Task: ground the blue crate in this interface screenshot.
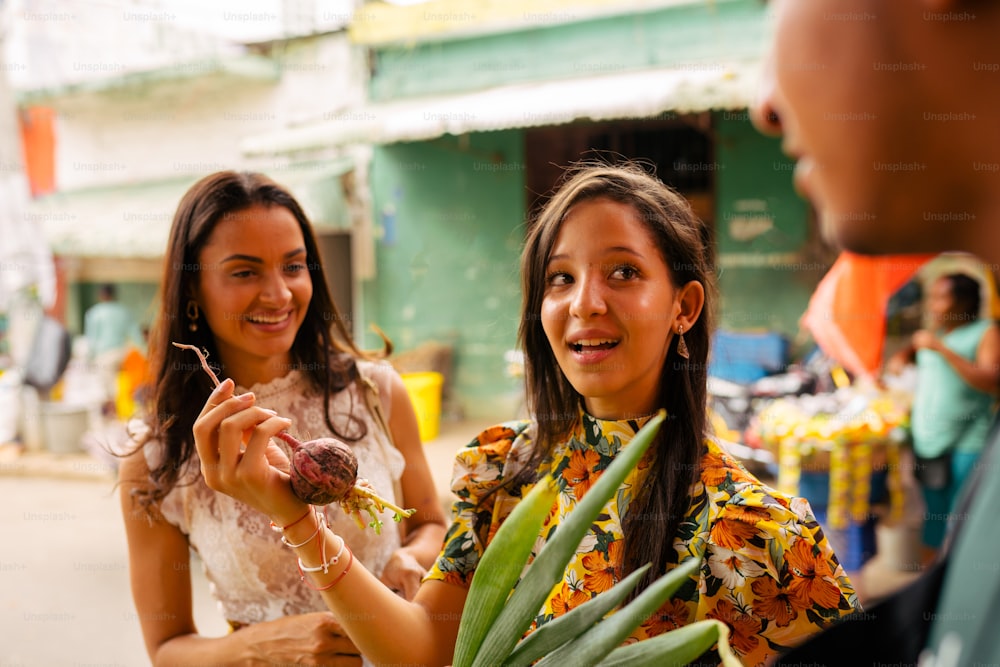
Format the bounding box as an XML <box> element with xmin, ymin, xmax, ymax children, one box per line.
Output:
<box><xmin>708</xmin><ymin>330</ymin><xmax>789</xmax><ymax>384</ymax></box>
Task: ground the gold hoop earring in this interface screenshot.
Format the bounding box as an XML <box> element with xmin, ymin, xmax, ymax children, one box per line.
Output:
<box><xmin>676</xmin><ymin>324</ymin><xmax>690</xmax><ymax>360</ymax></box>
<box><xmin>186</xmin><ymin>300</ymin><xmax>200</xmax><ymax>332</ymax></box>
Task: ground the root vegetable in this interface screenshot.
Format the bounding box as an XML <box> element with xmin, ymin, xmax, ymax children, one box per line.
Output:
<box><xmin>174</xmin><ymin>342</ymin><xmax>415</xmax><ymax>533</ymax></box>
<box><xmin>276</xmin><ymin>431</ymin><xmax>358</xmax><ymax>506</ymax></box>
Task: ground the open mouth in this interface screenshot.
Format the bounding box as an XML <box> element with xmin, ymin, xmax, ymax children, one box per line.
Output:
<box><xmin>246</xmin><ymin>311</ymin><xmax>292</xmax><ymax>325</ymax></box>
<box><xmin>570</xmin><ymin>338</ymin><xmax>620</xmax><ymax>353</ymax></box>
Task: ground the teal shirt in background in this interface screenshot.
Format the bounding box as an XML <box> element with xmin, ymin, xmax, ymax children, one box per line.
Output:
<box><xmin>911</xmin><ymin>319</ymin><xmax>996</xmax><ymax>458</ymax></box>
<box><xmin>83</xmin><ymin>301</ymin><xmax>141</xmax><ymax>358</ymax></box>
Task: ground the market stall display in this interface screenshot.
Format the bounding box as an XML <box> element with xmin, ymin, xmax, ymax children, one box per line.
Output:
<box><xmin>745</xmin><ymin>379</ymin><xmax>912</xmax><ymax>570</ymax></box>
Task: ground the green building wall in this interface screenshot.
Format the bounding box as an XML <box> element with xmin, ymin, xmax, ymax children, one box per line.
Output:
<box><xmin>364</xmin><ymin>118</ymin><xmax>825</xmax><ymax>419</ymax></box>
<box><xmin>713</xmin><ymin>111</ymin><xmax>830</xmax><ymax>354</ymax></box>
<box><xmin>364</xmin><ymin>132</ymin><xmax>526</xmax><ymax>419</ymax></box>
<box><xmin>369</xmin><ymin>0</ymin><xmax>769</xmax><ymax>101</ymax></box>
<box><xmin>359</xmin><ymin>0</ymin><xmax>823</xmax><ymax>416</ymax></box>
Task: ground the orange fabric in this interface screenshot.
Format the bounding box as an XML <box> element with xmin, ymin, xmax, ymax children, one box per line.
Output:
<box><xmin>116</xmin><ymin>346</ymin><xmax>150</xmax><ymax>419</ymax></box>
<box><xmin>802</xmin><ymin>252</ymin><xmax>935</xmax><ymax>378</ymax></box>
<box><xmin>19</xmin><ymin>106</ymin><xmax>57</xmax><ymax>196</ymax></box>
<box><xmin>120</xmin><ymin>346</ymin><xmax>149</xmax><ymax>386</ymax></box>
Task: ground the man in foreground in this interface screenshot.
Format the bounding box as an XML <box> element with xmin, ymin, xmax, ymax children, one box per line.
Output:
<box><xmin>752</xmin><ymin>1</ymin><xmax>1000</xmax><ymax>664</ymax></box>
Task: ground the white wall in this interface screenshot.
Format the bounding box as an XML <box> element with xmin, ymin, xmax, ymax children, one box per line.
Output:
<box><xmin>6</xmin><ymin>0</ymin><xmax>365</xmax><ymax>190</ymax></box>
<box><xmin>42</xmin><ymin>34</ymin><xmax>364</xmax><ymax>190</ymax></box>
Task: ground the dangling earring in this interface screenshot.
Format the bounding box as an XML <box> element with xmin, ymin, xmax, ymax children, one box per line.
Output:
<box><xmin>676</xmin><ymin>324</ymin><xmax>690</xmax><ymax>359</ymax></box>
<box><xmin>186</xmin><ymin>300</ymin><xmax>200</xmax><ymax>332</ymax></box>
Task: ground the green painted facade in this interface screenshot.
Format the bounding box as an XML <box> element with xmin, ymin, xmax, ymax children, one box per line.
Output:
<box><xmin>713</xmin><ymin>111</ymin><xmax>828</xmax><ymax>346</ymax></box>
<box><xmin>369</xmin><ymin>0</ymin><xmax>769</xmax><ymax>101</ymax></box>
<box><xmin>363</xmin><ymin>133</ymin><xmax>526</xmax><ymax>418</ymax></box>
<box><xmin>360</xmin><ymin>0</ymin><xmax>824</xmax><ymax>417</ymax></box>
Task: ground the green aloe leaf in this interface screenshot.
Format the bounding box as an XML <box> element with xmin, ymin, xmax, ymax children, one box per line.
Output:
<box><xmin>470</xmin><ymin>411</ymin><xmax>666</xmax><ymax>667</ymax></box>
<box><xmin>597</xmin><ymin>619</ymin><xmax>744</xmax><ymax>667</ymax></box>
<box><xmin>533</xmin><ymin>554</ymin><xmax>704</xmax><ymax>667</ymax></box>
<box><xmin>502</xmin><ymin>564</ymin><xmax>651</xmax><ymax>667</ymax></box>
<box><xmin>452</xmin><ymin>476</ymin><xmax>559</xmax><ymax>667</ymax></box>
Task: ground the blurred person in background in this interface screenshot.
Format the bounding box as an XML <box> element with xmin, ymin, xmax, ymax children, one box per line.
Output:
<box><xmin>753</xmin><ymin>0</ymin><xmax>1000</xmax><ymax>663</ymax></box>
<box><xmin>888</xmin><ymin>273</ymin><xmax>1000</xmax><ymax>563</ymax></box>
<box><xmin>84</xmin><ymin>283</ymin><xmax>142</xmax><ymax>416</ymax></box>
<box><xmin>118</xmin><ymin>171</ymin><xmax>446</xmax><ymax>666</ymax></box>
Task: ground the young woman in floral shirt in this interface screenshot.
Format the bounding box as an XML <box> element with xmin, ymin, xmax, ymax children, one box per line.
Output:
<box><xmin>194</xmin><ymin>162</ymin><xmax>859</xmax><ymax>666</ymax></box>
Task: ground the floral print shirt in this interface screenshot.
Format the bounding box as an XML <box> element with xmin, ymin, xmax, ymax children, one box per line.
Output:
<box><xmin>425</xmin><ymin>412</ymin><xmax>860</xmax><ymax>666</ymax></box>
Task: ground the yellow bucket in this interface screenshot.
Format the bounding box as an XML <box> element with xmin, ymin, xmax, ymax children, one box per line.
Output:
<box><xmin>400</xmin><ymin>371</ymin><xmax>444</xmax><ymax>442</ymax></box>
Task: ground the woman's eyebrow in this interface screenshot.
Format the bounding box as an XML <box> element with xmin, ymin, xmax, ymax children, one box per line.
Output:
<box><xmin>548</xmin><ymin>247</ymin><xmax>644</xmax><ymax>263</ymax></box>
<box><xmin>220</xmin><ymin>253</ymin><xmax>262</xmax><ymax>264</ymax></box>
<box><xmin>220</xmin><ymin>247</ymin><xmax>306</xmax><ymax>263</ymax></box>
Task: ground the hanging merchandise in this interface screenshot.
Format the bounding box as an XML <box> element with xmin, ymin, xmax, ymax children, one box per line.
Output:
<box><xmin>800</xmin><ymin>252</ymin><xmax>934</xmax><ymax>379</ymax></box>
<box><xmin>747</xmin><ymin>378</ymin><xmax>911</xmax><ymax>532</ymax></box>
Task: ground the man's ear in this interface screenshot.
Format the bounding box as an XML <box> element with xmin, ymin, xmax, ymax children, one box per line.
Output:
<box><xmin>674</xmin><ymin>280</ymin><xmax>705</xmax><ymax>334</ymax></box>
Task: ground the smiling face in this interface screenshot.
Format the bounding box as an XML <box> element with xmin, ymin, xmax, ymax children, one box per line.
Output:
<box><xmin>540</xmin><ymin>198</ymin><xmax>681</xmax><ymax>419</ymax></box>
<box><xmin>194</xmin><ymin>203</ymin><xmax>313</xmax><ymax>386</ymax></box>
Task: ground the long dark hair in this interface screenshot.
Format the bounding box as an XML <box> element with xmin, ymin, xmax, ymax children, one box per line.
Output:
<box><xmin>517</xmin><ymin>161</ymin><xmax>716</xmax><ymax>599</ymax></box>
<box><xmin>135</xmin><ymin>171</ymin><xmax>384</xmax><ymax>508</ymax></box>
<box><xmin>942</xmin><ymin>273</ymin><xmax>981</xmax><ymax>321</ymax></box>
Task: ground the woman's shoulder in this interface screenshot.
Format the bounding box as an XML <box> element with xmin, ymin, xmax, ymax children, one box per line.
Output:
<box><xmin>355</xmin><ymin>358</ymin><xmax>398</xmax><ymax>380</ymax></box>
<box><xmin>449</xmin><ymin>420</ymin><xmax>534</xmax><ymax>501</ymax></box>
<box><xmin>698</xmin><ymin>441</ymin><xmax>849</xmax><ymax>585</ymax></box>
<box><xmin>354</xmin><ymin>358</ymin><xmax>403</xmax><ymax>393</ymax></box>
<box><xmin>952</xmin><ymin>317</ymin><xmax>996</xmax><ymax>342</ymax></box>
<box><xmin>462</xmin><ymin>420</ymin><xmax>534</xmax><ymax>461</ymax></box>
<box><xmin>700</xmin><ymin>438</ymin><xmax>812</xmax><ymax>523</ymax></box>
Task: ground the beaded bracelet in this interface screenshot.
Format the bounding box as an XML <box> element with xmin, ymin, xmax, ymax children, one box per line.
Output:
<box><xmin>297</xmin><ymin>535</ymin><xmax>346</xmax><ymax>575</ymax></box>
<box><xmin>281</xmin><ymin>512</ymin><xmax>325</xmax><ymax>548</ymax></box>
<box><xmin>270</xmin><ymin>507</ymin><xmax>313</xmax><ymax>534</ymax></box>
<box><xmin>300</xmin><ymin>545</ymin><xmax>354</xmax><ymax>592</ymax></box>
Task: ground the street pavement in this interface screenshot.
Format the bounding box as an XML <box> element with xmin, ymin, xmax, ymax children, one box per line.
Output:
<box><xmin>1</xmin><ymin>474</ymin><xmax>229</xmax><ymax>666</ymax></box>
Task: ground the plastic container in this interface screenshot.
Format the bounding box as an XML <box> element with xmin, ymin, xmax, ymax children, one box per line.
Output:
<box><xmin>401</xmin><ymin>372</ymin><xmax>444</xmax><ymax>443</ymax></box>
<box><xmin>0</xmin><ymin>370</ymin><xmax>22</xmax><ymax>445</ymax></box>
<box><xmin>39</xmin><ymin>401</ymin><xmax>89</xmax><ymax>455</ymax></box>
<box><xmin>708</xmin><ymin>330</ymin><xmax>789</xmax><ymax>384</ymax></box>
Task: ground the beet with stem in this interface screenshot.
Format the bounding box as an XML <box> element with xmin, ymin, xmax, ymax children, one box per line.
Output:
<box><xmin>173</xmin><ymin>342</ymin><xmax>415</xmax><ymax>533</ymax></box>
<box><xmin>277</xmin><ymin>431</ymin><xmax>358</xmax><ymax>506</ymax></box>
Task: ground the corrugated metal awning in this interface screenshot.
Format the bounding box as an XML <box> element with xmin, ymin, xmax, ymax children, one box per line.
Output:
<box><xmin>29</xmin><ymin>177</ymin><xmax>195</xmax><ymax>260</ymax></box>
<box><xmin>27</xmin><ymin>160</ymin><xmax>356</xmax><ymax>261</ymax></box>
<box><xmin>242</xmin><ymin>60</ymin><xmax>761</xmax><ymax>155</ymax></box>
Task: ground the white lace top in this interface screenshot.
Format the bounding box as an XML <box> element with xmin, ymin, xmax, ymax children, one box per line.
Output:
<box><xmin>145</xmin><ymin>360</ymin><xmax>405</xmax><ymax>625</ymax></box>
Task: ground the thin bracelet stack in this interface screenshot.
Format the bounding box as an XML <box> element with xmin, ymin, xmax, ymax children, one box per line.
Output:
<box><xmin>272</xmin><ymin>506</ymin><xmax>355</xmax><ymax>592</ymax></box>
<box><xmin>281</xmin><ymin>513</ymin><xmax>326</xmax><ymax>548</ymax></box>
<box><xmin>298</xmin><ymin>533</ymin><xmax>346</xmax><ymax>575</ymax></box>
<box><xmin>270</xmin><ymin>507</ymin><xmax>312</xmax><ymax>533</ymax></box>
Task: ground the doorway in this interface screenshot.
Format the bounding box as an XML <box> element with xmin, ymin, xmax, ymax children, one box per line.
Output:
<box><xmin>523</xmin><ymin>114</ymin><xmax>716</xmax><ymax>226</ymax></box>
<box><xmin>316</xmin><ymin>230</ymin><xmax>354</xmax><ymax>327</ymax></box>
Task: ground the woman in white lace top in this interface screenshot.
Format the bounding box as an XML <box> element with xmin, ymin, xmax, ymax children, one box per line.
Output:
<box><xmin>118</xmin><ymin>171</ymin><xmax>447</xmax><ymax>666</ymax></box>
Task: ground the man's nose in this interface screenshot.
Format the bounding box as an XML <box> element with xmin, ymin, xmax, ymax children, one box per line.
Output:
<box><xmin>750</xmin><ymin>52</ymin><xmax>784</xmax><ymax>138</ymax></box>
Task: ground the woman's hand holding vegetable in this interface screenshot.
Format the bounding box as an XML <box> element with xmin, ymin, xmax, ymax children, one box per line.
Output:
<box><xmin>193</xmin><ymin>378</ymin><xmax>309</xmax><ymax>526</ymax></box>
